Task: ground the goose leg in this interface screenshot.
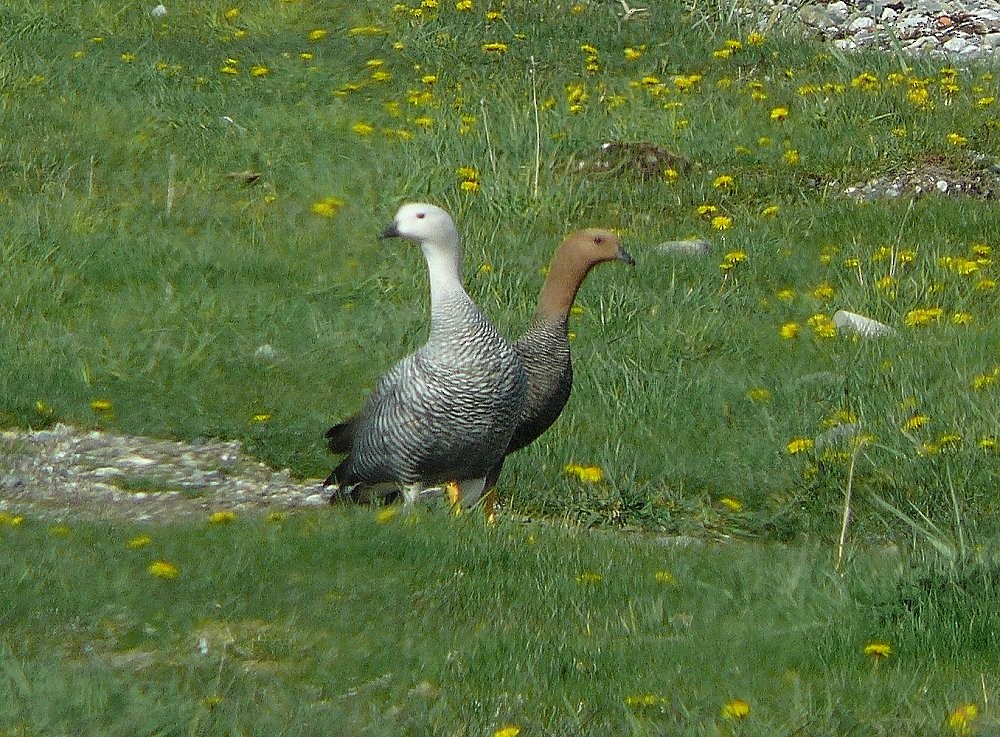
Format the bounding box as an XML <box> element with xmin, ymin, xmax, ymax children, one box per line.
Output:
<box><xmin>401</xmin><ymin>482</ymin><xmax>424</xmax><ymax>506</ymax></box>
<box><xmin>456</xmin><ymin>478</ymin><xmax>487</xmax><ymax>509</ymax></box>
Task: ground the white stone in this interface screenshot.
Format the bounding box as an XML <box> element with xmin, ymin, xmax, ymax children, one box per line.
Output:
<box><xmin>828</xmin><ymin>1</ymin><xmax>850</xmax><ymax>21</ymax></box>
<box><xmin>943</xmin><ymin>36</ymin><xmax>974</xmax><ymax>52</ymax></box>
<box><xmin>151</xmin><ymin>4</ymin><xmax>167</xmax><ymax>17</ymax></box>
<box><xmin>984</xmin><ymin>32</ymin><xmax>1000</xmax><ymax>47</ymax></box>
<box><xmin>936</xmin><ymin>179</ymin><xmax>949</xmax><ymax>192</ymax></box>
<box><xmin>833</xmin><ymin>310</ymin><xmax>896</xmax><ymax>337</ymax></box>
<box><xmin>834</xmin><ymin>38</ymin><xmax>859</xmax><ymax>49</ymax></box>
<box><xmin>881</xmin><ymin>7</ymin><xmax>899</xmax><ymax>20</ymax></box>
<box><xmin>850</xmin><ymin>15</ymin><xmax>876</xmax><ymax>30</ymax></box>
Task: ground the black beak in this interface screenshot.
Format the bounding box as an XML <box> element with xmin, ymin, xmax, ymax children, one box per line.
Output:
<box><xmin>617</xmin><ymin>245</ymin><xmax>636</xmax><ymax>266</ymax></box>
<box><xmin>381</xmin><ymin>222</ymin><xmax>400</xmax><ymax>239</ymax></box>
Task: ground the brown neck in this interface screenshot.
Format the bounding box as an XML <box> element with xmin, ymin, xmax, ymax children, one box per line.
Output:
<box><xmin>535</xmin><ymin>246</ymin><xmax>595</xmax><ymax>322</ymax></box>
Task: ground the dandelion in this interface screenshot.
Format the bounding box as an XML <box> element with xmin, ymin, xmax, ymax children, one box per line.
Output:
<box><xmin>746</xmin><ymin>387</ymin><xmax>773</xmax><ymax>403</ymax></box>
<box><xmin>980</xmin><ymin>436</ymin><xmax>997</xmax><ymax>451</ymax></box>
<box><xmin>127</xmin><ymin>534</ymin><xmax>153</xmax><ymax>549</ymax></box>
<box><xmin>250</xmin><ymin>413</ymin><xmax>271</xmax><ymax>423</ymax></box>
<box><xmin>770</xmin><ymin>106</ymin><xmax>789</xmax><ymax>121</ymax></box>
<box><xmin>49</xmin><ymin>524</ymin><xmax>71</xmax><ymax>537</ymax></box>
<box><xmin>811</xmin><ymin>283</ymin><xmax>835</xmax><ymax>301</ymax></box>
<box><xmin>783</xmin><ymin>149</ymin><xmax>800</xmax><ymax>165</ymax></box>
<box><xmin>851</xmin><ymin>71</ymin><xmax>879</xmax><ymax>91</ymax></box>
<box><xmin>625</xmin><ymin>693</ymin><xmax>670</xmax><ymax>708</ymax></box>
<box><xmin>90</xmin><ymin>399</ymin><xmax>113</xmax><ymax>412</ymax></box>
<box><xmin>624</xmin><ymin>46</ymin><xmax>645</xmax><ymax>60</ymax></box>
<box><xmin>492</xmin><ymin>727</ymin><xmax>520</xmax><ymax>737</ymax></box>
<box><xmin>947</xmin><ymin>133</ymin><xmax>968</xmax><ymax>146</ymax></box>
<box><xmin>460</xmin><ymin>180</ymin><xmax>479</xmax><ymax>192</ymax></box>
<box><xmin>485</xmin><ymin>10</ymin><xmax>503</xmax><ymax>20</ymax></box>
<box><xmin>654</xmin><ymin>570</ymin><xmax>676</xmax><ymax>584</ymax></box>
<box><xmin>456</xmin><ymin>0</ymin><xmax>473</xmax><ymax>9</ymax></box>
<box><xmin>311</xmin><ymin>196</ymin><xmax>343</xmax><ymax>218</ymax></box>
<box><xmin>565</xmin><ymin>463</ymin><xmax>604</xmax><ymax>483</ymax></box>
<box><xmin>308</xmin><ymin>28</ymin><xmax>328</xmax><ymax>41</ymax></box>
<box><xmin>720</xmin><ymin>250</ymin><xmax>747</xmax><ymax>271</ymax></box>
<box><xmin>713</xmin><ymin>174</ymin><xmax>734</xmax><ymax>189</ymax></box>
<box><xmin>224</xmin><ymin>7</ymin><xmax>240</xmax><ymax>20</ymax></box>
<box><xmin>375</xmin><ymin>507</ymin><xmax>399</xmax><ymax>524</ymax></box>
<box><xmin>904</xmin><ymin>307</ymin><xmax>943</xmax><ymax>326</ymax></box>
<box><xmin>761</xmin><ymin>204</ymin><xmax>780</xmax><ymax>217</ymax></box>
<box><xmin>901</xmin><ymin>414</ymin><xmax>929</xmax><ymax>432</ymax></box>
<box><xmin>776</xmin><ymin>288</ymin><xmax>795</xmax><ymax>302</ymax></box>
<box><xmin>0</xmin><ymin>512</ymin><xmax>25</xmax><ymax>527</ymax></box>
<box><xmin>973</xmin><ymin>372</ymin><xmax>998</xmax><ymax>390</ymax></box>
<box><xmin>220</xmin><ymin>61</ymin><xmax>239</xmax><ymax>75</ymax></box>
<box><xmin>576</xmin><ymin>571</ymin><xmax>603</xmax><ymax>584</ymax></box>
<box><xmin>746</xmin><ymin>31</ymin><xmax>766</xmax><ymax>45</ymax></box>
<box><xmin>673</xmin><ymin>74</ymin><xmax>702</xmax><ymax>91</ymax></box>
<box><xmin>413</xmin><ymin>116</ymin><xmax>433</xmax><ymax>128</ymax></box>
<box><xmin>250</xmin><ymin>64</ymin><xmax>269</xmax><ymax>77</ymax></box>
<box><xmin>481</xmin><ymin>42</ymin><xmax>508</xmax><ymax>53</ymax></box>
<box><xmin>939</xmin><ymin>433</ymin><xmax>962</xmax><ymax>448</ymax></box>
<box><xmin>712</xmin><ymin>215</ymin><xmax>732</xmax><ymax>231</ymax></box>
<box><xmin>977</xmin><ymin>96</ymin><xmax>995</xmax><ymax>107</ymax></box>
<box><xmin>148</xmin><ymin>560</ymin><xmax>180</xmax><ymax>579</ymax></box>
<box><xmin>779</xmin><ymin>322</ymin><xmax>800</xmax><ymax>339</ymax></box>
<box><xmin>951</xmin><ymin>311</ymin><xmax>973</xmax><ymax>325</ymax></box>
<box><xmin>208</xmin><ymin>510</ymin><xmax>237</xmax><ymax>524</ymax></box>
<box><xmin>948</xmin><ymin>703</ymin><xmax>978</xmax><ymax>735</ymax></box>
<box><xmin>976</xmin><ymin>278</ymin><xmax>996</xmax><ymax>291</ymax></box>
<box><xmin>721</xmin><ymin>699</ymin><xmax>751</xmax><ymax>720</ymax></box>
<box><xmin>120</xmin><ymin>52</ymin><xmax>137</xmax><ymax>63</ymax></box>
<box><xmin>786</xmin><ymin>437</ymin><xmax>814</xmax><ymax>455</ymax></box>
<box><xmin>806</xmin><ymin>313</ymin><xmax>836</xmax><ymax>338</ymax></box>
<box><xmin>352</xmin><ymin>122</ymin><xmax>375</xmax><ymax>136</ymax></box>
<box><xmin>863</xmin><ymin>641</ymin><xmax>892</xmax><ymax>660</ymax></box>
<box><xmin>720</xmin><ymin>497</ymin><xmax>743</xmax><ymax>512</ymax></box>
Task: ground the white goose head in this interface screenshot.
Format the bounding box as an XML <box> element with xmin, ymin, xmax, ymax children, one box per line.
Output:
<box><xmin>382</xmin><ymin>202</ymin><xmax>460</xmax><ymax>255</ymax></box>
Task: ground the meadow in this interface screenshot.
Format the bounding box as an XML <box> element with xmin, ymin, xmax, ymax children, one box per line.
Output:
<box><xmin>2</xmin><ymin>0</ymin><xmax>1000</xmax><ymax>733</ymax></box>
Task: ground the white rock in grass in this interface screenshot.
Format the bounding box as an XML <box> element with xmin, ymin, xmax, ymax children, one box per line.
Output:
<box><xmin>654</xmin><ymin>239</ymin><xmax>711</xmax><ymax>256</ymax></box>
<box><xmin>833</xmin><ymin>309</ymin><xmax>896</xmax><ymax>338</ymax></box>
<box><xmin>151</xmin><ymin>4</ymin><xmax>167</xmax><ymax>17</ymax></box>
<box><xmin>253</xmin><ymin>343</ymin><xmax>281</xmax><ymax>362</ymax></box>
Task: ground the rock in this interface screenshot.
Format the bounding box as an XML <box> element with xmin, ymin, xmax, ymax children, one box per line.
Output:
<box><xmin>655</xmin><ymin>239</ymin><xmax>712</xmax><ymax>255</ymax></box>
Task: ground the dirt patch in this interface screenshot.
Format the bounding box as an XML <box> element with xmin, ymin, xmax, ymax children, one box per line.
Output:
<box><xmin>0</xmin><ymin>424</ymin><xmax>329</xmax><ymax>523</ymax></box>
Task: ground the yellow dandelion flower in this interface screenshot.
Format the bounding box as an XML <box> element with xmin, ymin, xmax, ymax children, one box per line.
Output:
<box><xmin>127</xmin><ymin>534</ymin><xmax>153</xmax><ymax>549</ymax></box>
<box><xmin>352</xmin><ymin>122</ymin><xmax>375</xmax><ymax>135</ymax></box>
<box><xmin>148</xmin><ymin>560</ymin><xmax>180</xmax><ymax>579</ymax></box>
<box><xmin>310</xmin><ymin>196</ymin><xmax>343</xmax><ymax>218</ymax></box>
<box><xmin>951</xmin><ymin>311</ymin><xmax>973</xmax><ymax>325</ymax></box>
<box><xmin>806</xmin><ymin>313</ymin><xmax>837</xmax><ymax>338</ymax></box>
<box><xmin>713</xmin><ymin>174</ymin><xmax>734</xmax><ymax>188</ymax></box>
<box><xmin>721</xmin><ymin>250</ymin><xmax>747</xmax><ymax>267</ymax></box>
<box><xmin>863</xmin><ymin>641</ymin><xmax>891</xmax><ymax>659</ymax></box>
<box><xmin>712</xmin><ymin>215</ymin><xmax>733</xmax><ymax>231</ymax></box>
<box><xmin>786</xmin><ymin>437</ymin><xmax>814</xmax><ymax>455</ymax></box>
<box><xmin>250</xmin><ymin>64</ymin><xmax>269</xmax><ymax>77</ymax></box>
<box><xmin>564</xmin><ymin>463</ymin><xmax>604</xmax><ymax>483</ymax></box>
<box><xmin>980</xmin><ymin>436</ymin><xmax>997</xmax><ymax>450</ymax></box>
<box><xmin>654</xmin><ymin>570</ymin><xmax>676</xmax><ymax>584</ymax></box>
<box><xmin>973</xmin><ymin>372</ymin><xmax>998</xmax><ymax>390</ymax></box>
<box><xmin>719</xmin><ymin>496</ymin><xmax>744</xmax><ymax>512</ymax></box>
<box><xmin>477</xmin><ymin>263</ymin><xmax>493</xmax><ymax>274</ymax></box>
<box><xmin>977</xmin><ymin>96</ymin><xmax>995</xmax><ymax>107</ymax></box>
<box><xmin>851</xmin><ymin>71</ymin><xmax>879</xmax><ymax>91</ymax></box>
<box><xmin>208</xmin><ymin>510</ymin><xmax>237</xmax><ymax>524</ymax></box>
<box><xmin>0</xmin><ymin>512</ymin><xmax>25</xmax><ymax>527</ymax></box>
<box><xmin>460</xmin><ymin>180</ymin><xmax>480</xmax><ymax>192</ymax></box>
<box><xmin>811</xmin><ymin>283</ymin><xmax>835</xmax><ymax>301</ymax></box>
<box><xmin>224</xmin><ymin>7</ymin><xmax>240</xmax><ymax>20</ymax></box>
<box><xmin>770</xmin><ymin>106</ymin><xmax>789</xmax><ymax>121</ymax></box>
<box><xmin>90</xmin><ymin>398</ymin><xmax>113</xmax><ymax>412</ymax></box>
<box><xmin>904</xmin><ymin>307</ymin><xmax>942</xmax><ymax>327</ymax></box>
<box><xmin>721</xmin><ymin>699</ymin><xmax>751</xmax><ymax>720</ymax></box>
<box><xmin>456</xmin><ymin>0</ymin><xmax>473</xmax><ymax>10</ymax></box>
<box><xmin>120</xmin><ymin>52</ymin><xmax>136</xmax><ymax>63</ymax></box>
<box><xmin>901</xmin><ymin>414</ymin><xmax>929</xmax><ymax>432</ymax></box>
<box><xmin>481</xmin><ymin>42</ymin><xmax>508</xmax><ymax>53</ymax></box>
<box><xmin>375</xmin><ymin>507</ymin><xmax>399</xmax><ymax>524</ymax></box>
<box><xmin>746</xmin><ymin>387</ymin><xmax>773</xmax><ymax>403</ymax></box>
<box><xmin>746</xmin><ymin>31</ymin><xmax>766</xmax><ymax>45</ymax></box>
<box><xmin>976</xmin><ymin>278</ymin><xmax>996</xmax><ymax>291</ymax></box>
<box><xmin>485</xmin><ymin>10</ymin><xmax>503</xmax><ymax>20</ymax></box>
<box><xmin>49</xmin><ymin>524</ymin><xmax>71</xmax><ymax>537</ymax></box>
<box><xmin>779</xmin><ymin>322</ymin><xmax>800</xmax><ymax>339</ymax></box>
<box><xmin>947</xmin><ymin>133</ymin><xmax>968</xmax><ymax>146</ymax></box>
<box><xmin>625</xmin><ymin>693</ymin><xmax>669</xmax><ymax>708</ymax></box>
<box><xmin>220</xmin><ymin>62</ymin><xmax>239</xmax><ymax>75</ymax></box>
<box><xmin>576</xmin><ymin>571</ymin><xmax>603</xmax><ymax>584</ymax></box>
<box><xmin>492</xmin><ymin>727</ymin><xmax>520</xmax><ymax>737</ymax></box>
<box><xmin>948</xmin><ymin>703</ymin><xmax>978</xmax><ymax>735</ymax></box>
<box><xmin>624</xmin><ymin>46</ymin><xmax>645</xmax><ymax>60</ymax></box>
<box><xmin>761</xmin><ymin>204</ymin><xmax>780</xmax><ymax>217</ymax></box>
<box><xmin>783</xmin><ymin>149</ymin><xmax>800</xmax><ymax>165</ymax></box>
<box><xmin>939</xmin><ymin>433</ymin><xmax>962</xmax><ymax>448</ymax></box>
<box><xmin>250</xmin><ymin>413</ymin><xmax>271</xmax><ymax>423</ymax></box>
<box><xmin>308</xmin><ymin>28</ymin><xmax>328</xmax><ymax>41</ymax></box>
<box><xmin>776</xmin><ymin>288</ymin><xmax>796</xmax><ymax>301</ymax></box>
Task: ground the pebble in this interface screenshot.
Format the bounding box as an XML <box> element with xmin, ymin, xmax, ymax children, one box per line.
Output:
<box><xmin>754</xmin><ymin>0</ymin><xmax>1000</xmax><ymax>58</ymax></box>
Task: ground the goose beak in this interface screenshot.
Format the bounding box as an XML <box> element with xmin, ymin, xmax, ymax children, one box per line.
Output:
<box><xmin>617</xmin><ymin>245</ymin><xmax>636</xmax><ymax>266</ymax></box>
<box><xmin>381</xmin><ymin>222</ymin><xmax>401</xmax><ymax>239</ymax></box>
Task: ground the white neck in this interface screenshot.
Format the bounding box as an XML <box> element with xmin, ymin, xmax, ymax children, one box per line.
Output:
<box><xmin>422</xmin><ymin>241</ymin><xmax>466</xmax><ymax>305</ymax></box>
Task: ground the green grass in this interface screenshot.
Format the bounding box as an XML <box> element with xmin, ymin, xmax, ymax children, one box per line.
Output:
<box><xmin>2</xmin><ymin>512</ymin><xmax>998</xmax><ymax>735</ymax></box>
<box><xmin>3</xmin><ymin>0</ymin><xmax>999</xmax><ymax>536</ymax></box>
<box><xmin>2</xmin><ymin>3</ymin><xmax>1000</xmax><ymax>730</ymax></box>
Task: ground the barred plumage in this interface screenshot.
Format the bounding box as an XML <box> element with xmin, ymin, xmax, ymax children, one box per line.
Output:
<box><xmin>324</xmin><ymin>203</ymin><xmax>526</xmax><ymax>507</ymax></box>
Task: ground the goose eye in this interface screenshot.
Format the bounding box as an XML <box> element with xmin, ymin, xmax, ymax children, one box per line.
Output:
<box><xmin>416</xmin><ymin>212</ymin><xmax>426</xmax><ymax>219</ymax></box>
<box><xmin>593</xmin><ymin>235</ymin><xmax>604</xmax><ymax>244</ymax></box>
